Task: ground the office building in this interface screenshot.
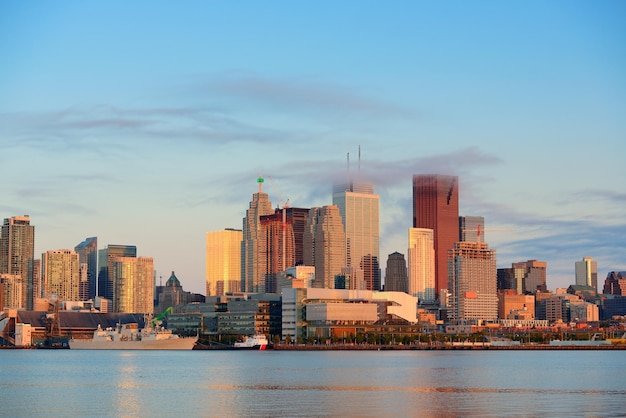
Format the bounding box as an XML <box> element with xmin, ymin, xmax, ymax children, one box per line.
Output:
<box><xmin>41</xmin><ymin>249</ymin><xmax>80</xmax><ymax>302</ymax></box>
<box><xmin>74</xmin><ymin>237</ymin><xmax>97</xmax><ymax>300</ymax></box>
<box><xmin>413</xmin><ymin>175</ymin><xmax>459</xmax><ymax>298</ymax></box>
<box><xmin>575</xmin><ymin>257</ymin><xmax>598</xmax><ymax>291</ymax></box>
<box><xmin>498</xmin><ymin>260</ymin><xmax>547</xmax><ymax>294</ymax></box>
<box><xmin>260</xmin><ymin>209</ymin><xmax>296</xmax><ymax>293</ymax></box>
<box><xmin>303</xmin><ymin>205</ymin><xmax>346</xmax><ymax>289</ymax></box>
<box><xmin>242</xmin><ymin>177</ymin><xmax>273</xmax><ymax>293</ymax></box>
<box><xmin>603</xmin><ymin>271</ymin><xmax>626</xmax><ymax>296</ymax></box>
<box><xmin>0</xmin><ymin>215</ymin><xmax>35</xmax><ymax>309</ymax></box>
<box><xmin>98</xmin><ymin>244</ymin><xmax>137</xmax><ymax>300</ymax></box>
<box><xmin>384</xmin><ymin>252</ymin><xmax>408</xmax><ymax>293</ymax></box>
<box><xmin>332</xmin><ymin>181</ymin><xmax>380</xmax><ymax>290</ymax></box>
<box><xmin>112</xmin><ymin>256</ymin><xmax>154</xmax><ymax>314</ymax></box>
<box><xmin>448</xmin><ymin>242</ymin><xmax>498</xmax><ymax>321</ymax></box>
<box><xmin>206</xmin><ymin>228</ymin><xmax>242</xmax><ymax>296</ymax></box>
<box><xmin>408</xmin><ymin>228</ymin><xmax>436</xmax><ymax>303</ymax></box>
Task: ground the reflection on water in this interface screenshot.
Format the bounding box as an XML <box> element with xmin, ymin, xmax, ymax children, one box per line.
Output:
<box><xmin>0</xmin><ymin>350</ymin><xmax>624</xmax><ymax>417</ymax></box>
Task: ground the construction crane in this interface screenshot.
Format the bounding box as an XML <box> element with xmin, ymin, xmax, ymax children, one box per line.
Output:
<box><xmin>461</xmin><ymin>224</ymin><xmax>515</xmax><ymax>243</ymax></box>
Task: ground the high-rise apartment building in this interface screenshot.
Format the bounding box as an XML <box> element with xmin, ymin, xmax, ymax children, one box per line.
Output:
<box><xmin>41</xmin><ymin>249</ymin><xmax>80</xmax><ymax>302</ymax></box>
<box><xmin>206</xmin><ymin>228</ymin><xmax>242</xmax><ymax>296</ymax></box>
<box><xmin>408</xmin><ymin>228</ymin><xmax>436</xmax><ymax>303</ymax></box>
<box><xmin>384</xmin><ymin>252</ymin><xmax>408</xmax><ymax>293</ymax></box>
<box><xmin>74</xmin><ymin>237</ymin><xmax>97</xmax><ymax>300</ymax></box>
<box><xmin>303</xmin><ymin>205</ymin><xmax>346</xmax><ymax>289</ymax></box>
<box><xmin>459</xmin><ymin>216</ymin><xmax>485</xmax><ymax>243</ymax></box>
<box><xmin>413</xmin><ymin>175</ymin><xmax>459</xmax><ymax>298</ymax></box>
<box><xmin>242</xmin><ymin>177</ymin><xmax>273</xmax><ymax>293</ymax></box>
<box><xmin>332</xmin><ymin>181</ymin><xmax>380</xmax><ymax>291</ymax></box>
<box><xmin>0</xmin><ymin>215</ymin><xmax>35</xmax><ymax>309</ymax></box>
<box><xmin>98</xmin><ymin>244</ymin><xmax>137</xmax><ymax>300</ymax></box>
<box><xmin>448</xmin><ymin>242</ymin><xmax>498</xmax><ymax>321</ymax></box>
<box><xmin>112</xmin><ymin>256</ymin><xmax>154</xmax><ymax>314</ymax></box>
<box><xmin>498</xmin><ymin>260</ymin><xmax>547</xmax><ymax>294</ymax></box>
<box><xmin>575</xmin><ymin>257</ymin><xmax>598</xmax><ymax>290</ymax></box>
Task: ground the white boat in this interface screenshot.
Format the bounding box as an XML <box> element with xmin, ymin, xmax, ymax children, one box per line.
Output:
<box><xmin>69</xmin><ymin>322</ymin><xmax>197</xmax><ymax>350</ymax></box>
<box><xmin>234</xmin><ymin>334</ymin><xmax>271</xmax><ymax>350</ymax></box>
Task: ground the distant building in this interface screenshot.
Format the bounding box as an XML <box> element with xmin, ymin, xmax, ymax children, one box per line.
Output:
<box><xmin>0</xmin><ymin>215</ymin><xmax>35</xmax><ymax>309</ymax></box>
<box><xmin>206</xmin><ymin>228</ymin><xmax>242</xmax><ymax>296</ymax></box>
<box><xmin>260</xmin><ymin>210</ymin><xmax>296</xmax><ymax>293</ymax></box>
<box><xmin>332</xmin><ymin>181</ymin><xmax>380</xmax><ymax>291</ymax></box>
<box><xmin>603</xmin><ymin>271</ymin><xmax>626</xmax><ymax>296</ymax></box>
<box><xmin>41</xmin><ymin>249</ymin><xmax>80</xmax><ymax>302</ymax></box>
<box><xmin>156</xmin><ymin>271</ymin><xmax>190</xmax><ymax>314</ymax></box>
<box><xmin>241</xmin><ymin>177</ymin><xmax>273</xmax><ymax>293</ymax></box>
<box><xmin>575</xmin><ymin>257</ymin><xmax>598</xmax><ymax>291</ymax></box>
<box><xmin>498</xmin><ymin>290</ymin><xmax>535</xmax><ymax>320</ymax></box>
<box><xmin>413</xmin><ymin>174</ymin><xmax>459</xmax><ymax>298</ymax></box>
<box><xmin>407</xmin><ymin>228</ymin><xmax>435</xmax><ymax>303</ymax></box>
<box><xmin>98</xmin><ymin>244</ymin><xmax>137</xmax><ymax>300</ymax></box>
<box><xmin>448</xmin><ymin>242</ymin><xmax>498</xmax><ymax>321</ymax></box>
<box><xmin>74</xmin><ymin>237</ymin><xmax>98</xmax><ymax>300</ymax></box>
<box><xmin>0</xmin><ymin>274</ymin><xmax>23</xmax><ymax>310</ymax></box>
<box><xmin>384</xmin><ymin>252</ymin><xmax>408</xmax><ymax>293</ymax></box>
<box><xmin>303</xmin><ymin>205</ymin><xmax>346</xmax><ymax>289</ymax></box>
<box><xmin>497</xmin><ymin>260</ymin><xmax>547</xmax><ymax>294</ymax></box>
<box><xmin>112</xmin><ymin>256</ymin><xmax>154</xmax><ymax>314</ymax></box>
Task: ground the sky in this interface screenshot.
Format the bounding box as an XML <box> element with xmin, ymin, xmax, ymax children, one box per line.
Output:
<box><xmin>1</xmin><ymin>1</ymin><xmax>624</xmax><ymax>295</ymax></box>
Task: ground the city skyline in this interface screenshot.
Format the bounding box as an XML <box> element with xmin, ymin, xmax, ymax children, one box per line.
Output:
<box><xmin>1</xmin><ymin>2</ymin><xmax>624</xmax><ymax>294</ymax></box>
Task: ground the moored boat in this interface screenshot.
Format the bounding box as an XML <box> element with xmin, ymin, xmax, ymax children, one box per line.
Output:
<box><xmin>69</xmin><ymin>322</ymin><xmax>197</xmax><ymax>350</ymax></box>
<box><xmin>234</xmin><ymin>334</ymin><xmax>271</xmax><ymax>350</ymax></box>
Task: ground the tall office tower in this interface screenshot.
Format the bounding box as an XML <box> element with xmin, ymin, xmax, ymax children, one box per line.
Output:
<box><xmin>98</xmin><ymin>244</ymin><xmax>137</xmax><ymax>300</ymax></box>
<box><xmin>281</xmin><ymin>207</ymin><xmax>310</xmax><ymax>267</ymax></box>
<box><xmin>497</xmin><ymin>260</ymin><xmax>547</xmax><ymax>294</ymax></box>
<box><xmin>575</xmin><ymin>257</ymin><xmax>598</xmax><ymax>290</ymax></box>
<box><xmin>448</xmin><ymin>242</ymin><xmax>498</xmax><ymax>321</ymax></box>
<box><xmin>74</xmin><ymin>237</ymin><xmax>97</xmax><ymax>300</ymax></box>
<box><xmin>0</xmin><ymin>215</ymin><xmax>35</xmax><ymax>309</ymax></box>
<box><xmin>408</xmin><ymin>228</ymin><xmax>436</xmax><ymax>303</ymax></box>
<box><xmin>384</xmin><ymin>252</ymin><xmax>408</xmax><ymax>293</ymax></box>
<box><xmin>303</xmin><ymin>205</ymin><xmax>346</xmax><ymax>289</ymax></box>
<box><xmin>413</xmin><ymin>175</ymin><xmax>459</xmax><ymax>298</ymax></box>
<box><xmin>112</xmin><ymin>256</ymin><xmax>154</xmax><ymax>313</ymax></box>
<box><xmin>459</xmin><ymin>216</ymin><xmax>485</xmax><ymax>243</ymax></box>
<box><xmin>41</xmin><ymin>249</ymin><xmax>80</xmax><ymax>301</ymax></box>
<box><xmin>332</xmin><ymin>181</ymin><xmax>380</xmax><ymax>290</ymax></box>
<box><xmin>260</xmin><ymin>210</ymin><xmax>296</xmax><ymax>293</ymax></box>
<box><xmin>242</xmin><ymin>177</ymin><xmax>273</xmax><ymax>293</ymax></box>
<box><xmin>206</xmin><ymin>228</ymin><xmax>243</xmax><ymax>296</ymax></box>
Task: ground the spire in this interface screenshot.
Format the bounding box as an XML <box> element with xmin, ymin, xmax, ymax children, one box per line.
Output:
<box><xmin>257</xmin><ymin>175</ymin><xmax>264</xmax><ymax>193</ymax></box>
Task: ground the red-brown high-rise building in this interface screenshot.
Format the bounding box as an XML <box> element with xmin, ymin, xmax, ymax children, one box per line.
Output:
<box><xmin>412</xmin><ymin>174</ymin><xmax>459</xmax><ymax>298</ymax></box>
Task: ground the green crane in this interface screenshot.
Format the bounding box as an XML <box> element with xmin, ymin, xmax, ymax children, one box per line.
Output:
<box><xmin>152</xmin><ymin>306</ymin><xmax>173</xmax><ymax>327</ymax></box>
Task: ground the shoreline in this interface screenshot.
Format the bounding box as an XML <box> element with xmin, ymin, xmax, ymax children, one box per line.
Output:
<box><xmin>272</xmin><ymin>343</ymin><xmax>626</xmax><ymax>351</ymax></box>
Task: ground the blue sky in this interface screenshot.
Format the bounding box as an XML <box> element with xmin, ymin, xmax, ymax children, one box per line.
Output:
<box><xmin>1</xmin><ymin>1</ymin><xmax>624</xmax><ymax>294</ymax></box>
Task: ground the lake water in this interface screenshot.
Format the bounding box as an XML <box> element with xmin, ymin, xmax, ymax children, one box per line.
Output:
<box><xmin>1</xmin><ymin>350</ymin><xmax>624</xmax><ymax>417</ymax></box>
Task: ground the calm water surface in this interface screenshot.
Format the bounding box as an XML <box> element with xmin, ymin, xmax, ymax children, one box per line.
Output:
<box><xmin>1</xmin><ymin>350</ymin><xmax>624</xmax><ymax>417</ymax></box>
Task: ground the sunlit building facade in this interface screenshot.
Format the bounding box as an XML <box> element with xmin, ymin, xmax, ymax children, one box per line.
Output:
<box><xmin>575</xmin><ymin>257</ymin><xmax>598</xmax><ymax>291</ymax></box>
<box><xmin>98</xmin><ymin>244</ymin><xmax>137</xmax><ymax>300</ymax></box>
<box><xmin>112</xmin><ymin>256</ymin><xmax>154</xmax><ymax>314</ymax></box>
<box><xmin>0</xmin><ymin>215</ymin><xmax>35</xmax><ymax>309</ymax></box>
<box><xmin>332</xmin><ymin>182</ymin><xmax>380</xmax><ymax>290</ymax></box>
<box><xmin>242</xmin><ymin>177</ymin><xmax>273</xmax><ymax>293</ymax></box>
<box><xmin>448</xmin><ymin>242</ymin><xmax>498</xmax><ymax>321</ymax></box>
<box><xmin>206</xmin><ymin>228</ymin><xmax>242</xmax><ymax>296</ymax></box>
<box><xmin>303</xmin><ymin>205</ymin><xmax>346</xmax><ymax>289</ymax></box>
<box><xmin>41</xmin><ymin>249</ymin><xmax>80</xmax><ymax>302</ymax></box>
<box><xmin>408</xmin><ymin>228</ymin><xmax>436</xmax><ymax>303</ymax></box>
<box><xmin>413</xmin><ymin>175</ymin><xmax>459</xmax><ymax>298</ymax></box>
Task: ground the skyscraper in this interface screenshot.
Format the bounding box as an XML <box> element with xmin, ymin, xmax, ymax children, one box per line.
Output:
<box><xmin>206</xmin><ymin>228</ymin><xmax>242</xmax><ymax>296</ymax></box>
<box><xmin>112</xmin><ymin>256</ymin><xmax>154</xmax><ymax>314</ymax></box>
<box><xmin>575</xmin><ymin>257</ymin><xmax>598</xmax><ymax>290</ymax></box>
<box><xmin>98</xmin><ymin>244</ymin><xmax>137</xmax><ymax>300</ymax></box>
<box><xmin>41</xmin><ymin>249</ymin><xmax>80</xmax><ymax>301</ymax></box>
<box><xmin>384</xmin><ymin>252</ymin><xmax>408</xmax><ymax>293</ymax></box>
<box><xmin>260</xmin><ymin>210</ymin><xmax>296</xmax><ymax>293</ymax></box>
<box><xmin>408</xmin><ymin>228</ymin><xmax>436</xmax><ymax>303</ymax></box>
<box><xmin>0</xmin><ymin>215</ymin><xmax>35</xmax><ymax>309</ymax></box>
<box><xmin>332</xmin><ymin>181</ymin><xmax>380</xmax><ymax>290</ymax></box>
<box><xmin>242</xmin><ymin>176</ymin><xmax>273</xmax><ymax>293</ymax></box>
<box><xmin>413</xmin><ymin>175</ymin><xmax>459</xmax><ymax>298</ymax></box>
<box><xmin>74</xmin><ymin>237</ymin><xmax>97</xmax><ymax>300</ymax></box>
<box><xmin>448</xmin><ymin>242</ymin><xmax>498</xmax><ymax>321</ymax></box>
<box><xmin>303</xmin><ymin>205</ymin><xmax>346</xmax><ymax>289</ymax></box>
